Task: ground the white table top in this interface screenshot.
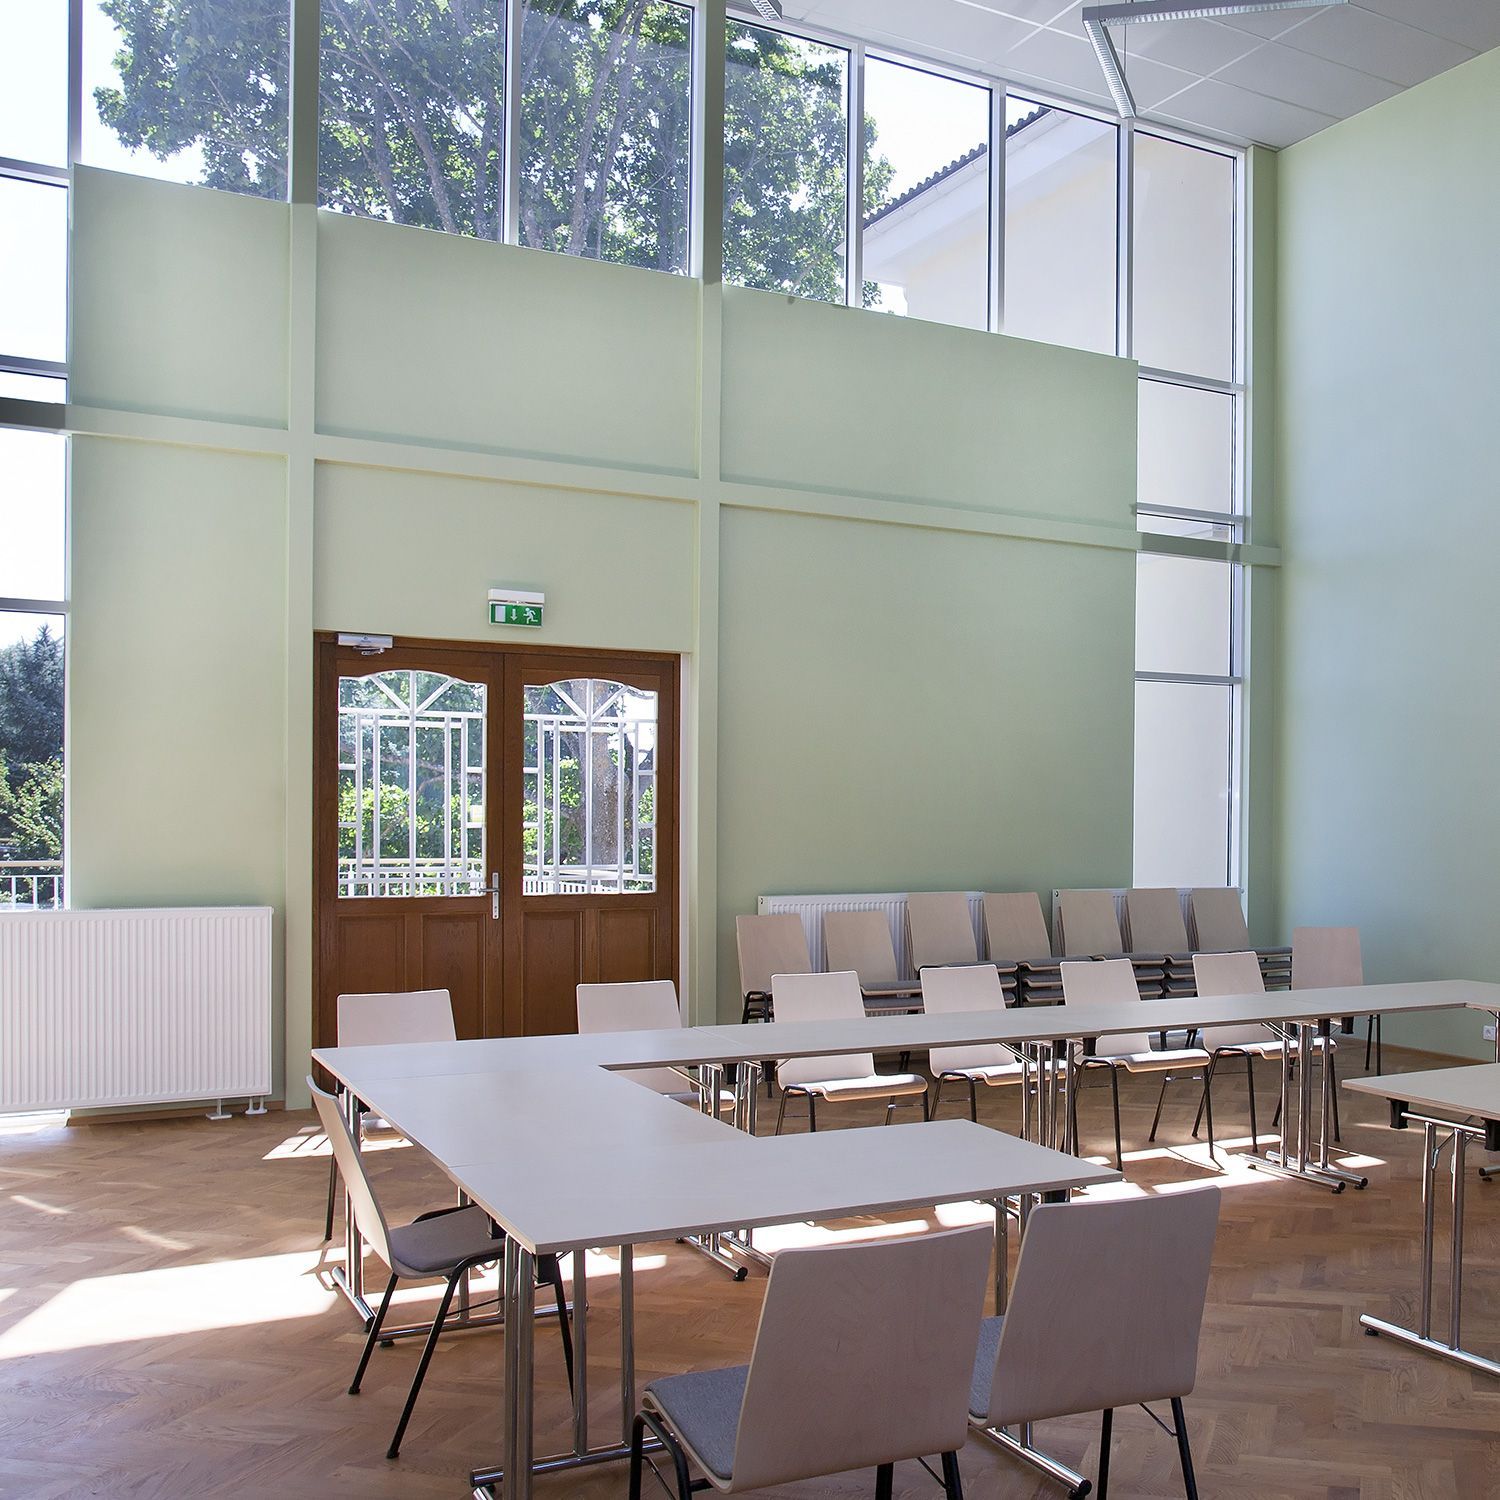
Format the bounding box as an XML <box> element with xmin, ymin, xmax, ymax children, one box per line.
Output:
<box><xmin>1344</xmin><ymin>1062</ymin><xmax>1500</xmax><ymax>1125</ymax></box>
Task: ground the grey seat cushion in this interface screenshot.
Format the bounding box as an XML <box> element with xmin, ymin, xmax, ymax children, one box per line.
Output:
<box><xmin>969</xmin><ymin>1314</ymin><xmax>1004</xmax><ymax>1419</ymax></box>
<box><xmin>387</xmin><ymin>1205</ymin><xmax>501</xmax><ymax>1277</ymax></box>
<box><xmin>645</xmin><ymin>1363</ymin><xmax>748</xmax><ymax>1481</ymax></box>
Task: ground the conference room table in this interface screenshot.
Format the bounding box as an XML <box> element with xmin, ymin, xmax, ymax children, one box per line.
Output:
<box><xmin>1345</xmin><ymin>1062</ymin><xmax>1500</xmax><ymax>1379</ymax></box>
<box><xmin>315</xmin><ymin>1037</ymin><xmax>1118</xmax><ymax>1499</ymax></box>
<box><xmin>314</xmin><ymin>976</ymin><xmax>1500</xmax><ymax>1496</ymax></box>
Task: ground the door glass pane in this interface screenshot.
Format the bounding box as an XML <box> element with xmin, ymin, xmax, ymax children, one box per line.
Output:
<box><xmin>1133</xmin><ymin>133</ymin><xmax>1234</xmax><ymax>379</ymax></box>
<box><xmin>320</xmin><ymin>0</ymin><xmax>504</xmax><ymax>235</ymax></box>
<box><xmin>524</xmin><ymin>678</ymin><xmax>656</xmax><ymax>894</ymax></box>
<box><xmin>0</xmin><ymin>612</ymin><xmax>65</xmax><ymax>909</ymax></box>
<box><xmin>0</xmin><ymin>429</ymin><xmax>66</xmax><ymax>601</ymax></box>
<box><xmin>0</xmin><ymin>178</ymin><xmax>67</xmax><ymax>362</ymax></box>
<box><xmin>1</xmin><ymin>0</ymin><xmax>69</xmax><ymax>167</ymax></box>
<box><xmin>1133</xmin><ymin>679</ymin><xmax>1232</xmax><ymax>889</ymax></box>
<box><xmin>1136</xmin><ymin>554</ymin><xmax>1232</xmax><ymax>677</ymax></box>
<box><xmin>1139</xmin><ymin>379</ymin><xmax>1236</xmax><ymax>518</ymax></box>
<box><xmin>338</xmin><ymin>670</ymin><xmax>486</xmax><ymax>898</ymax></box>
<box><xmin>724</xmin><ymin>21</ymin><xmax>847</xmax><ymax>303</ymax></box>
<box><xmin>518</xmin><ymin>0</ymin><xmax>694</xmax><ymax>272</ymax></box>
<box><xmin>81</xmin><ymin>0</ymin><xmax>289</xmax><ymax>198</ymax></box>
<box><xmin>1004</xmin><ymin>96</ymin><xmax>1117</xmax><ymax>355</ymax></box>
<box><xmin>861</xmin><ymin>57</ymin><xmax>990</xmax><ymax>330</ymax></box>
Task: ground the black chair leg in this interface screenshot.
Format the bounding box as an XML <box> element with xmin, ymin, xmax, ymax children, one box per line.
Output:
<box><xmin>807</xmin><ymin>1095</ymin><xmax>817</xmax><ymax>1133</ymax></box>
<box><xmin>930</xmin><ymin>1076</ymin><xmax>945</xmax><ymax>1121</ymax></box>
<box><xmin>1097</xmin><ymin>1408</ymin><xmax>1113</xmax><ymax>1500</ymax></box>
<box><xmin>920</xmin><ymin>1090</ymin><xmax>930</xmax><ymax>1122</ymax></box>
<box><xmin>941</xmin><ymin>1450</ymin><xmax>965</xmax><ymax>1499</ymax></box>
<box><xmin>1329</xmin><ymin>1048</ymin><xmax>1342</xmax><ymax>1143</ymax></box>
<box><xmin>1192</xmin><ymin>1055</ymin><xmax>1219</xmax><ymax>1141</ymax></box>
<box><xmin>324</xmin><ymin>1154</ymin><xmax>338</xmax><ymax>1243</ymax></box>
<box><xmin>1245</xmin><ymin>1053</ymin><xmax>1259</xmax><ymax>1153</ymax></box>
<box><xmin>1102</xmin><ymin>1068</ymin><xmax>1122</xmax><ymax>1170</ymax></box>
<box><xmin>1171</xmin><ymin>1397</ymin><xmax>1199</xmax><ymax>1500</ymax></box>
<box><xmin>349</xmin><ymin>1273</ymin><xmax>397</xmax><ymax>1394</ymax></box>
<box><xmin>1202</xmin><ymin>1057</ymin><xmax>1218</xmax><ymax>1159</ymax></box>
<box><xmin>635</xmin><ymin>1410</ymin><xmax>694</xmax><ymax>1500</ymax></box>
<box><xmin>967</xmin><ymin>1078</ymin><xmax>977</xmax><ymax>1124</ymax></box>
<box><xmin>1364</xmin><ymin>1016</ymin><xmax>1374</xmax><ymax>1071</ymax></box>
<box><xmin>387</xmin><ymin>1267</ymin><xmax>464</xmax><ymax>1457</ymax></box>
<box><xmin>629</xmin><ymin>1412</ymin><xmax>648</xmax><ymax>1500</ymax></box>
<box><xmin>875</xmin><ymin>1462</ymin><xmax>894</xmax><ymax>1500</ymax></box>
<box><xmin>1148</xmin><ymin>1074</ymin><xmax>1172</xmax><ymax>1142</ymax></box>
<box><xmin>541</xmin><ymin>1254</ymin><xmax>574</xmax><ymax>1394</ymax></box>
<box><xmin>774</xmin><ymin>1089</ymin><xmax>790</xmax><ymax>1136</ymax></box>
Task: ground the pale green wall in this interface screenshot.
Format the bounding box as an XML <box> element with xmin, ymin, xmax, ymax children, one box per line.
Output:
<box><xmin>1276</xmin><ymin>49</ymin><xmax>1500</xmax><ymax>1059</ymax></box>
<box><xmin>717</xmin><ymin>507</ymin><xmax>1135</xmax><ymax>1009</ymax></box>
<box><xmin>67</xmin><ymin>437</ymin><xmax>290</xmax><ymax>1088</ymax></box>
<box><xmin>65</xmin><ymin>168</ymin><xmax>1144</xmax><ymax>1102</ymax></box>
<box><xmin>71</xmin><ymin>169</ymin><xmax>290</xmax><ymax>427</ymax></box>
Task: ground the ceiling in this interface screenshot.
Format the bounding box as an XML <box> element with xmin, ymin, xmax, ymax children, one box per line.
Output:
<box><xmin>780</xmin><ymin>0</ymin><xmax>1500</xmax><ymax>148</ymax></box>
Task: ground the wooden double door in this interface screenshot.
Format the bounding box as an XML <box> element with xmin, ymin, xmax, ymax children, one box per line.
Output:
<box><xmin>314</xmin><ymin>636</ymin><xmax>678</xmax><ymax>1048</ymax></box>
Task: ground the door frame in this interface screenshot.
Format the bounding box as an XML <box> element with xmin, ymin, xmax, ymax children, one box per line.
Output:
<box><xmin>312</xmin><ymin>633</ymin><xmax>682</xmax><ymax>1050</ymax></box>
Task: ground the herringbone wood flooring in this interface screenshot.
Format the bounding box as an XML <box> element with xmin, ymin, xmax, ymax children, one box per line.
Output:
<box><xmin>1</xmin><ymin>1046</ymin><xmax>1496</xmax><ymax>1499</ymax></box>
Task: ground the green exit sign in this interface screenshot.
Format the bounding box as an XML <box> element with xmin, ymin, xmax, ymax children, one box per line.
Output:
<box><xmin>491</xmin><ymin>601</ymin><xmax>543</xmax><ymax>628</ymax></box>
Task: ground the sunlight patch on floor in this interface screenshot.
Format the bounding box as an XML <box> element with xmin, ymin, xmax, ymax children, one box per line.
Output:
<box><xmin>8</xmin><ymin>1193</ymin><xmax>68</xmax><ymax>1215</ymax></box>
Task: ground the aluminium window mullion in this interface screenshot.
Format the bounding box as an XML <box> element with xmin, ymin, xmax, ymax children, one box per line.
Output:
<box><xmin>502</xmin><ymin>0</ymin><xmax>524</xmax><ymax>245</ymax></box>
<box><xmin>989</xmin><ymin>85</ymin><xmax>1005</xmax><ymax>334</ymax></box>
<box><xmin>1116</xmin><ymin>118</ymin><xmax>1133</xmax><ymax>361</ymax></box>
<box><xmin>845</xmin><ymin>42</ymin><xmax>864</xmax><ymax>309</ymax></box>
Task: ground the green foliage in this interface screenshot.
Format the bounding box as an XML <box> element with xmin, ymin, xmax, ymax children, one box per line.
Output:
<box><xmin>93</xmin><ymin>1</ymin><xmax>895</xmax><ymax>295</ymax></box>
<box><xmin>0</xmin><ymin>626</ymin><xmax>65</xmax><ymax>861</ymax></box>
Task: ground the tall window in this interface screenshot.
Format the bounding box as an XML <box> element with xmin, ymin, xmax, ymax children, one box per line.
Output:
<box><xmin>861</xmin><ymin>58</ymin><xmax>990</xmax><ymax>331</ymax></box>
<box><xmin>1131</xmin><ymin>133</ymin><xmax>1243</xmax><ymax>891</ymax></box>
<box><xmin>723</xmin><ymin>20</ymin><xmax>848</xmax><ymax>303</ymax></box>
<box><xmin>1</xmin><ymin>6</ymin><xmax>69</xmax><ymax>908</ymax></box>
<box><xmin>80</xmin><ymin>0</ymin><xmax>290</xmax><ymax>198</ymax></box>
<box><xmin>1002</xmin><ymin>95</ymin><xmax>1116</xmax><ymax>354</ymax></box>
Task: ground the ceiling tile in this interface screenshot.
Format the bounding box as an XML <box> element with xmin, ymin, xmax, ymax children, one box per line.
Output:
<box><xmin>1353</xmin><ymin>0</ymin><xmax>1500</xmax><ymax>52</ymax></box>
<box><xmin>1278</xmin><ymin>5</ymin><xmax>1475</xmax><ymax>85</ymax></box>
<box><xmin>1106</xmin><ymin>17</ymin><xmax>1264</xmax><ymax>76</ymax></box>
<box><xmin>1216</xmin><ymin>39</ymin><xmax>1402</xmax><ymax>115</ymax></box>
<box><xmin>805</xmin><ymin>0</ymin><xmax>1039</xmax><ymax>61</ymax></box>
<box><xmin>1153</xmin><ymin>76</ymin><xmax>1338</xmax><ymax>147</ymax></box>
<box><xmin>1007</xmin><ymin>24</ymin><xmax>1128</xmax><ymax>93</ymax></box>
<box><xmin>1199</xmin><ymin>7</ymin><xmax>1312</xmax><ymax>41</ymax></box>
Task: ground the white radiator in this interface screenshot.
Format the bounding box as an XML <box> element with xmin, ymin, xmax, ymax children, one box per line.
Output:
<box><xmin>0</xmin><ymin>906</ymin><xmax>273</xmax><ymax>1113</ymax></box>
<box><xmin>757</xmin><ymin>892</ymin><xmax>984</xmax><ymax>979</ymax></box>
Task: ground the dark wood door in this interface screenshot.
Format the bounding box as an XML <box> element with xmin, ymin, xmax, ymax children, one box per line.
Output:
<box><xmin>314</xmin><ymin>637</ymin><xmax>677</xmax><ymax>1048</ymax></box>
<box><xmin>500</xmin><ymin>651</ymin><xmax>678</xmax><ymax>1036</ymax></box>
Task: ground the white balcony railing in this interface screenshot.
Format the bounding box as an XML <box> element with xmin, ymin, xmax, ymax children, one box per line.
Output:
<box><xmin>1</xmin><ymin>862</ymin><xmax>65</xmax><ymax>910</ymax></box>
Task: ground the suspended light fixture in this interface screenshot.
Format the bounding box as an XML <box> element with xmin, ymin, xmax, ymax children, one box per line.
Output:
<box><xmin>1082</xmin><ymin>0</ymin><xmax>1347</xmax><ymax>118</ymax></box>
<box><xmin>748</xmin><ymin>0</ymin><xmax>784</xmax><ymax>19</ymax></box>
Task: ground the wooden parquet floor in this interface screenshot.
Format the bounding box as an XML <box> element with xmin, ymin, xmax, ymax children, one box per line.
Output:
<box><xmin>1</xmin><ymin>1046</ymin><xmax>1497</xmax><ymax>1500</ymax></box>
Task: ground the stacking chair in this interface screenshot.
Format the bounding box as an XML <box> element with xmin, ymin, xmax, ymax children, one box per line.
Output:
<box><xmin>907</xmin><ymin>891</ymin><xmax>980</xmax><ymax>968</ymax></box>
<box><xmin>309</xmin><ymin>1078</ymin><xmax>573</xmax><ymax>1460</ymax></box>
<box><xmin>629</xmin><ymin>1224</ymin><xmax>992</xmax><ymax>1500</ymax></box>
<box><xmin>1189</xmin><ymin>951</ymin><xmax>1291</xmax><ymax>1155</ymax></box>
<box><xmin>823</xmin><ymin>909</ymin><xmax>922</xmax><ymax>1016</ymax></box>
<box><xmin>982</xmin><ymin>892</ymin><xmax>1060</xmax><ymax>1005</ymax></box>
<box><xmin>1293</xmin><ymin>926</ymin><xmax>1370</xmax><ymax>1067</ymax></box>
<box><xmin>323</xmin><ymin>988</ymin><xmax>458</xmax><ymax>1242</ymax></box>
<box><xmin>576</xmin><ymin>980</ymin><xmax>732</xmax><ymax>1111</ymax></box>
<box><xmin>1191</xmin><ymin>888</ymin><xmax>1291</xmax><ymax>988</ymax></box>
<box><xmin>734</xmin><ymin>913</ymin><xmax>810</xmax><ymax>1024</ymax></box>
<box><xmin>968</xmin><ymin>1190</ymin><xmax>1221</xmax><ymax>1500</ymax></box>
<box><xmin>1060</xmin><ymin>959</ymin><xmax>1210</xmax><ymax>1168</ymax></box>
<box><xmin>1058</xmin><ymin>890</ymin><xmax>1164</xmax><ymax>998</ymax></box>
<box><xmin>1125</xmin><ymin>888</ymin><xmax>1196</xmax><ymax>997</ymax></box>
<box><xmin>769</xmin><ymin>970</ymin><xmax>929</xmax><ymax>1133</ymax></box>
<box><xmin>921</xmin><ymin>965</ymin><xmax>1025</xmax><ymax>1121</ymax></box>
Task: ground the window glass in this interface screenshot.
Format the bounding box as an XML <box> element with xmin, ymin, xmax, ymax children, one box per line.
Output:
<box><xmin>861</xmin><ymin>58</ymin><xmax>989</xmax><ymax>330</ymax></box>
<box><xmin>525</xmin><ymin>678</ymin><xmax>655</xmax><ymax>894</ymax></box>
<box><xmin>338</xmin><ymin>670</ymin><xmax>487</xmax><ymax>898</ymax></box>
<box><xmin>1137</xmin><ymin>514</ymin><xmax>1235</xmax><ymax>543</ymax></box>
<box><xmin>1133</xmin><ymin>133</ymin><xmax>1234</xmax><ymax>379</ymax></box>
<box><xmin>1136</xmin><ymin>553</ymin><xmax>1232</xmax><ymax>678</ymax></box>
<box><xmin>0</xmin><ymin>373</ymin><xmax>67</xmax><ymax>403</ymax></box>
<box><xmin>0</xmin><ymin>430</ymin><xmax>66</xmax><ymax>602</ymax></box>
<box><xmin>518</xmin><ymin>0</ymin><xmax>693</xmax><ymax>272</ymax></box>
<box><xmin>320</xmin><ymin>0</ymin><xmax>503</xmax><ymax>235</ymax></box>
<box><xmin>1139</xmin><ymin>379</ymin><xmax>1236</xmax><ymax>518</ymax></box>
<box><xmin>1004</xmin><ymin>96</ymin><xmax>1116</xmax><ymax>354</ymax></box>
<box><xmin>0</xmin><ymin>612</ymin><xmax>65</xmax><ymax>908</ymax></box>
<box><xmin>1133</xmin><ymin>680</ymin><xmax>1232</xmax><ymax>890</ymax></box>
<box><xmin>724</xmin><ymin>21</ymin><xmax>847</xmax><ymax>303</ymax></box>
<box><xmin>81</xmin><ymin>0</ymin><xmax>288</xmax><ymax>199</ymax></box>
<box><xmin>1</xmin><ymin>0</ymin><xmax>69</xmax><ymax>167</ymax></box>
<box><xmin>0</xmin><ymin>178</ymin><xmax>67</xmax><ymax>362</ymax></box>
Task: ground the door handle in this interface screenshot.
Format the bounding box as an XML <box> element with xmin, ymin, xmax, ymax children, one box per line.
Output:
<box><xmin>487</xmin><ymin>871</ymin><xmax>501</xmax><ymax>921</ymax></box>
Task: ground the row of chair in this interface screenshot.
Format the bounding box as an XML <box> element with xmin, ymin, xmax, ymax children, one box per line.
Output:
<box><xmin>634</xmin><ymin>1189</ymin><xmax>1222</xmax><ymax>1500</ymax></box>
<box><xmin>737</xmin><ymin>887</ymin><xmax>1294</xmax><ymax>1021</ymax></box>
